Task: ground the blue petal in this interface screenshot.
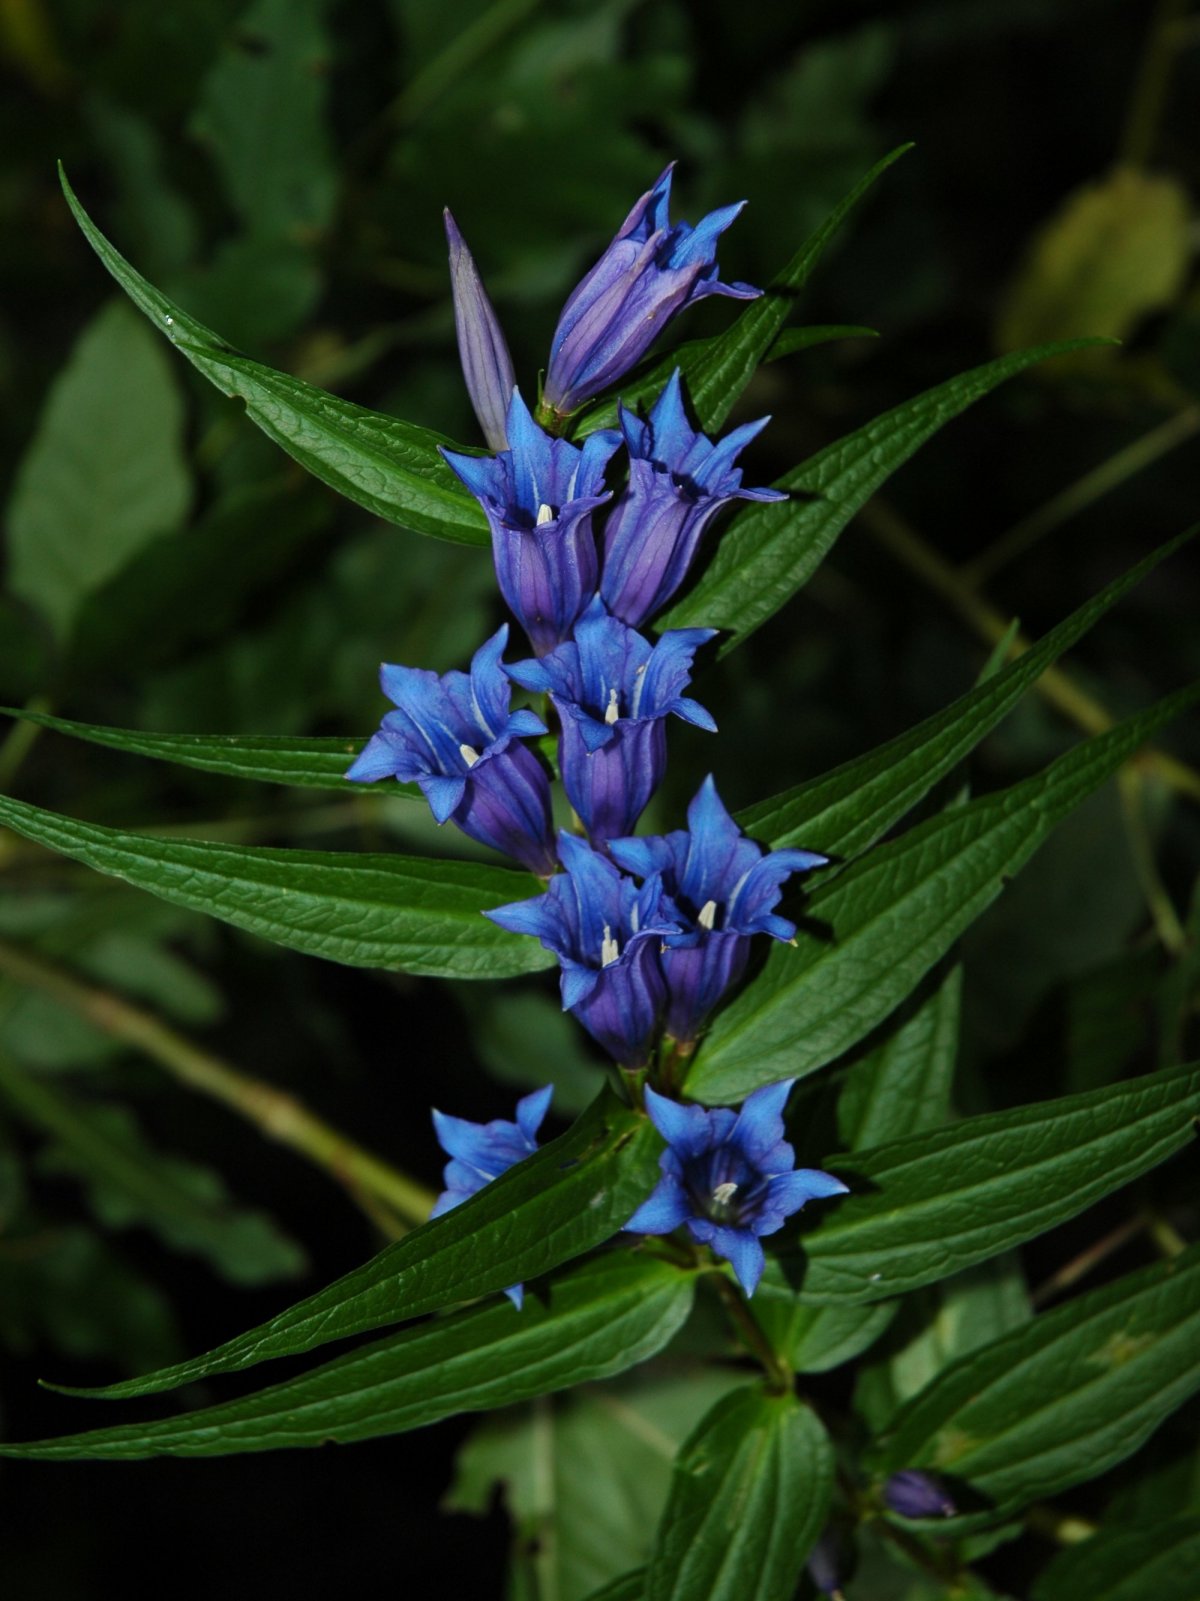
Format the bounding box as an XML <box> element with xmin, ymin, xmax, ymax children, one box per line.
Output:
<box><xmin>484</xmin><ymin>895</ymin><xmax>560</xmax><ymax>944</ymax></box>
<box><xmin>560</xmin><ymin>961</ymin><xmax>600</xmax><ymax>1011</ymax></box>
<box><xmin>730</xmin><ymin>1080</ymin><xmax>796</xmax><ymax>1164</ymax></box>
<box><xmin>669</xmin><ymin>696</ymin><xmax>718</xmax><ymax>733</ymax></box>
<box><xmin>608</xmin><ymin>834</ymin><xmax>677</xmax><ymax>881</ymax></box>
<box><xmin>516</xmin><ymin>1084</ymin><xmax>554</xmax><ymax>1143</ymax></box>
<box><xmin>709</xmin><ymin>1227</ymin><xmax>765</xmax><ymax>1295</ymax></box>
<box><xmin>643</xmin><ymin>1086</ymin><xmax>713</xmax><ymax>1160</ymax></box>
<box><xmin>431</xmin><ymin>1107</ymin><xmax>505</xmax><ymax>1171</ymax></box>
<box><xmin>507</xmin><ymin>707</ymin><xmax>549</xmax><ymax>738</ymax></box>
<box><xmin>468</xmin><ymin>625</ymin><xmax>513</xmax><ymax>737</ymax></box>
<box><xmin>504</xmin><ymin>1283</ymin><xmax>525</xmax><ymax>1310</ymax></box>
<box><xmin>346</xmin><ymin>731</ymin><xmax>404</xmax><ymax>784</ymax></box>
<box><xmin>668</xmin><ymin>201</ymin><xmax>747</xmax><ymax>268</ymax></box>
<box><xmin>420</xmin><ymin>773</ymin><xmax>467</xmax><ymax>823</ymax></box>
<box><xmin>758</xmin><ymin>1168</ymin><xmax>848</xmax><ymax>1229</ymax></box>
<box><xmin>680</xmin><ymin>776</ymin><xmax>747</xmax><ymax>901</ymax></box>
<box><xmin>634</xmin><ymin>628</ymin><xmax>716</xmax><ymax>716</ymax></box>
<box><xmin>439</xmin><ymin>444</ymin><xmax>502</xmax><ymax>506</ymax></box>
<box><xmin>504</xmin><ymin>387</ymin><xmax>551</xmax><ymax>513</ymax></box>
<box><xmin>624</xmin><ymin>1174</ymin><xmax>691</xmax><ymax>1234</ymax></box>
<box><xmin>646</xmin><ymin>369</ymin><xmax>694</xmax><ymax>463</ymax></box>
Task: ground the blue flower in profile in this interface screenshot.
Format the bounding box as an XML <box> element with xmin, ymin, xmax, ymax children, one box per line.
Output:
<box><xmin>625</xmin><ymin>1082</ymin><xmax>847</xmax><ymax>1296</ymax></box>
<box><xmin>542</xmin><ymin>164</ymin><xmax>761</xmax><ymax>418</ymax></box>
<box><xmin>884</xmin><ymin>1470</ymin><xmax>956</xmax><ymax>1519</ymax></box>
<box><xmin>609</xmin><ymin>776</ymin><xmax>827</xmax><ymax>1044</ymax></box>
<box><xmin>485</xmin><ymin>830</ymin><xmax>679</xmax><ymax>1068</ymax></box>
<box><xmin>431</xmin><ymin>1085</ymin><xmax>553</xmax><ymax>1309</ymax></box>
<box><xmin>601</xmin><ymin>370</ymin><xmax>787</xmax><ymax>627</ymax></box>
<box><xmin>507</xmin><ymin>597</ymin><xmax>717</xmax><ymax>846</ymax></box>
<box><xmin>440</xmin><ymin>389</ymin><xmax>621</xmax><ymax>656</ymax></box>
<box><xmin>346</xmin><ymin>623</ymin><xmax>556</xmax><ymax>877</ymax></box>
<box><xmin>444</xmin><ymin>209</ymin><xmax>516</xmax><ymax>452</ymax></box>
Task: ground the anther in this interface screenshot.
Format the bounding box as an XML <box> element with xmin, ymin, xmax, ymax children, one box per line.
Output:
<box><xmin>711</xmin><ymin>1181</ymin><xmax>738</xmax><ymax>1206</ymax></box>
<box><xmin>697</xmin><ymin>899</ymin><xmax>718</xmax><ymax>930</ymax></box>
<box><xmin>459</xmin><ymin>744</ymin><xmax>480</xmax><ymax>767</ymax></box>
<box><xmin>536</xmin><ymin>503</ymin><xmax>554</xmax><ymax>525</ymax></box>
<box><xmin>604</xmin><ymin>688</ymin><xmax>620</xmax><ymax>726</ymax></box>
<box><xmin>600</xmin><ymin>925</ymin><xmax>620</xmax><ymax>967</ymax></box>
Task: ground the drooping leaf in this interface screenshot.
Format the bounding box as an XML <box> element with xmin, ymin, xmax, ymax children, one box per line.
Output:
<box><xmin>0</xmin><ymin>793</ymin><xmax>549</xmax><ymax>978</ymax></box>
<box><xmin>1030</xmin><ymin>1515</ymin><xmax>1200</xmax><ymax>1601</ymax></box>
<box><xmin>53</xmin><ymin>1087</ymin><xmax>660</xmax><ymax>1401</ymax></box>
<box><xmin>753</xmin><ymin>1266</ymin><xmax>898</xmax><ymax>1375</ymax></box>
<box><xmin>644</xmin><ymin>1387</ymin><xmax>832</xmax><ymax>1601</ymax></box>
<box><xmin>836</xmin><ymin>965</ymin><xmax>962</xmax><ymax>1149</ymax></box>
<box><xmin>0</xmin><ymin>1252</ymin><xmax>695</xmax><ymax>1461</ymax></box>
<box><xmin>689</xmin><ymin>683</ymin><xmax>1199</xmax><ymax>1100</ymax></box>
<box><xmin>794</xmin><ymin>1060</ymin><xmax>1200</xmax><ymax>1305</ymax></box>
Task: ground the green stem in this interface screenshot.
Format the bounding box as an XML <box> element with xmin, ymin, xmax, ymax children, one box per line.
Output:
<box><xmin>1119</xmin><ymin>0</ymin><xmax>1190</xmax><ymax>168</ymax></box>
<box><xmin>710</xmin><ymin>1269</ymin><xmax>792</xmax><ymax>1395</ymax></box>
<box><xmin>0</xmin><ymin>694</ymin><xmax>52</xmax><ymax>794</ymax></box>
<box><xmin>1118</xmin><ymin>767</ymin><xmax>1188</xmax><ymax>956</ymax></box>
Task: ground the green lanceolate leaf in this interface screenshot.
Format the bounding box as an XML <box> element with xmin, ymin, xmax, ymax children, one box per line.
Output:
<box><xmin>1030</xmin><ymin>1515</ymin><xmax>1200</xmax><ymax>1601</ymax></box>
<box><xmin>754</xmin><ymin>1263</ymin><xmax>898</xmax><ymax>1374</ymax></box>
<box><xmin>645</xmin><ymin>1387</ymin><xmax>832</xmax><ymax>1601</ymax></box>
<box><xmin>836</xmin><ymin>965</ymin><xmax>963</xmax><ymax>1149</ymax></box>
<box><xmin>737</xmin><ymin>528</ymin><xmax>1194</xmax><ymax>856</ymax></box>
<box><xmin>0</xmin><ymin>793</ymin><xmax>548</xmax><ymax>978</ymax></box>
<box><xmin>0</xmin><ymin>1252</ymin><xmax>694</xmax><ymax>1462</ymax></box>
<box><xmin>53</xmin><ymin>1087</ymin><xmax>661</xmax><ymax>1402</ymax></box>
<box><xmin>689</xmin><ymin>682</ymin><xmax>1200</xmax><ymax>1100</ymax></box>
<box><xmin>794</xmin><ymin>1060</ymin><xmax>1200</xmax><ymax>1304</ymax></box>
<box><xmin>0</xmin><ymin>708</ymin><xmax>406</xmax><ymax>793</ymax></box>
<box><xmin>663</xmin><ymin>337</ymin><xmax>1112</xmax><ymax>652</ymax></box>
<box><xmin>58</xmin><ymin>166</ymin><xmax>486</xmax><ymax>546</ymax></box>
<box><xmin>581</xmin><ymin>1575</ymin><xmax>646</xmax><ymax>1601</ymax></box>
<box><xmin>875</xmin><ymin>1247</ymin><xmax>1200</xmax><ymax>1524</ymax></box>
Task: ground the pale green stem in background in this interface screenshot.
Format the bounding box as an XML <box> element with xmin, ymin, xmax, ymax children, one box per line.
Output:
<box><xmin>1119</xmin><ymin>0</ymin><xmax>1192</xmax><ymax>168</ymax></box>
<box><xmin>1031</xmin><ymin>1212</ymin><xmax>1149</xmax><ymax>1309</ymax></box>
<box><xmin>0</xmin><ymin>937</ymin><xmax>435</xmax><ymax>1234</ymax></box>
<box><xmin>0</xmin><ymin>694</ymin><xmax>51</xmax><ymax>793</ymax></box>
<box><xmin>1026</xmin><ymin>1506</ymin><xmax>1099</xmax><ymax>1546</ymax></box>
<box><xmin>1118</xmin><ymin>767</ymin><xmax>1188</xmax><ymax>956</ymax></box>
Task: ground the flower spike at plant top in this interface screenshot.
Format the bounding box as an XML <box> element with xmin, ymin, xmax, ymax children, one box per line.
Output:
<box><xmin>609</xmin><ymin>775</ymin><xmax>828</xmax><ymax>1045</ymax></box>
<box><xmin>601</xmin><ymin>370</ymin><xmax>788</xmax><ymax>627</ymax></box>
<box><xmin>625</xmin><ymin>1083</ymin><xmax>847</xmax><ymax>1296</ymax></box>
<box><xmin>444</xmin><ymin>209</ymin><xmax>516</xmax><ymax>452</ymax></box>
<box><xmin>485</xmin><ymin>831</ymin><xmax>679</xmax><ymax>1068</ymax></box>
<box><xmin>542</xmin><ymin>163</ymin><xmax>761</xmax><ymax>418</ymax></box>
<box><xmin>441</xmin><ymin>389</ymin><xmax>621</xmax><ymax>655</ymax></box>
<box><xmin>507</xmin><ymin>596</ymin><xmax>717</xmax><ymax>846</ymax></box>
<box><xmin>346</xmin><ymin>623</ymin><xmax>556</xmax><ymax>877</ymax></box>
<box><xmin>431</xmin><ymin>1086</ymin><xmax>553</xmax><ymax>1309</ymax></box>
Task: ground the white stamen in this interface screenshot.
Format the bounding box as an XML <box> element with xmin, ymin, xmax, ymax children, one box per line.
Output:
<box><xmin>600</xmin><ymin>924</ymin><xmax>620</xmax><ymax>967</ymax></box>
<box><xmin>536</xmin><ymin>502</ymin><xmax>554</xmax><ymax>525</ymax></box>
<box><xmin>697</xmin><ymin>899</ymin><xmax>718</xmax><ymax>930</ymax></box>
<box><xmin>711</xmin><ymin>1181</ymin><xmax>739</xmax><ymax>1206</ymax></box>
<box><xmin>459</xmin><ymin>743</ymin><xmax>480</xmax><ymax>768</ymax></box>
<box><xmin>604</xmin><ymin>687</ymin><xmax>620</xmax><ymax>725</ymax></box>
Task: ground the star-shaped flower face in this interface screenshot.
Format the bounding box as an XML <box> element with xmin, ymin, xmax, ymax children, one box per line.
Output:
<box><xmin>601</xmin><ymin>370</ymin><xmax>788</xmax><ymax>627</ymax></box>
<box><xmin>441</xmin><ymin>390</ymin><xmax>621</xmax><ymax>655</ymax></box>
<box><xmin>543</xmin><ymin>165</ymin><xmax>761</xmax><ymax>417</ymax></box>
<box><xmin>346</xmin><ymin>623</ymin><xmax>555</xmax><ymax>876</ymax></box>
<box><xmin>625</xmin><ymin>1082</ymin><xmax>847</xmax><ymax>1295</ymax></box>
<box><xmin>431</xmin><ymin>1085</ymin><xmax>553</xmax><ymax>1309</ymax></box>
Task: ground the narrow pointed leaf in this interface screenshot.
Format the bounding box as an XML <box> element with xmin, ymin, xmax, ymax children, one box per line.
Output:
<box><xmin>53</xmin><ymin>1088</ymin><xmax>660</xmax><ymax>1401</ymax></box>
<box><xmin>645</xmin><ymin>1387</ymin><xmax>832</xmax><ymax>1601</ymax></box>
<box><xmin>59</xmin><ymin>166</ymin><xmax>486</xmax><ymax>546</ymax></box>
<box><xmin>0</xmin><ymin>793</ymin><xmax>548</xmax><ymax>978</ymax></box>
<box><xmin>794</xmin><ymin>1060</ymin><xmax>1200</xmax><ymax>1304</ymax></box>
<box><xmin>876</xmin><ymin>1247</ymin><xmax>1200</xmax><ymax>1523</ymax></box>
<box><xmin>837</xmin><ymin>965</ymin><xmax>963</xmax><ymax>1149</ymax></box>
<box><xmin>1</xmin><ymin>1253</ymin><xmax>694</xmax><ymax>1461</ymax></box>
<box><xmin>662</xmin><ymin>337</ymin><xmax>1111</xmax><ymax>651</ymax></box>
<box><xmin>582</xmin><ymin>1575</ymin><xmax>646</xmax><ymax>1601</ymax></box>
<box><xmin>1031</xmin><ymin>1516</ymin><xmax>1200</xmax><ymax>1601</ymax></box>
<box><xmin>689</xmin><ymin>684</ymin><xmax>1199</xmax><ymax>1100</ymax></box>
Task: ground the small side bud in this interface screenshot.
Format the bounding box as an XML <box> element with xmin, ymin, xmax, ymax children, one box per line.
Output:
<box><xmin>806</xmin><ymin>1529</ymin><xmax>846</xmax><ymax>1599</ymax></box>
<box><xmin>883</xmin><ymin>1469</ymin><xmax>956</xmax><ymax>1519</ymax></box>
<box><xmin>444</xmin><ymin>208</ymin><xmax>516</xmax><ymax>452</ymax></box>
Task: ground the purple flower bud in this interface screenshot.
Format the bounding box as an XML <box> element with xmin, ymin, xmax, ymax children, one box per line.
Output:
<box><xmin>542</xmin><ymin>164</ymin><xmax>761</xmax><ymax>418</ymax></box>
<box><xmin>884</xmin><ymin>1470</ymin><xmax>956</xmax><ymax>1519</ymax></box>
<box><xmin>346</xmin><ymin>624</ymin><xmax>556</xmax><ymax>876</ymax></box>
<box><xmin>601</xmin><ymin>370</ymin><xmax>787</xmax><ymax>626</ymax></box>
<box><xmin>507</xmin><ymin>597</ymin><xmax>717</xmax><ymax>847</ymax></box>
<box><xmin>444</xmin><ymin>209</ymin><xmax>516</xmax><ymax>451</ymax></box>
<box><xmin>484</xmin><ymin>831</ymin><xmax>680</xmax><ymax>1068</ymax></box>
<box><xmin>441</xmin><ymin>390</ymin><xmax>621</xmax><ymax>655</ymax></box>
<box><xmin>806</xmin><ymin>1529</ymin><xmax>846</xmax><ymax>1599</ymax></box>
<box><xmin>609</xmin><ymin>776</ymin><xmax>827</xmax><ymax>1044</ymax></box>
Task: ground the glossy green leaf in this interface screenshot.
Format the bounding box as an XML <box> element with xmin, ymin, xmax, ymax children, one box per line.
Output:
<box><xmin>1031</xmin><ymin>1515</ymin><xmax>1200</xmax><ymax>1601</ymax></box>
<box><xmin>59</xmin><ymin>167</ymin><xmax>486</xmax><ymax>546</ymax></box>
<box><xmin>663</xmin><ymin>337</ymin><xmax>1110</xmax><ymax>652</ymax></box>
<box><xmin>581</xmin><ymin>1574</ymin><xmax>646</xmax><ymax>1601</ymax></box>
<box><xmin>736</xmin><ymin>528</ymin><xmax>1194</xmax><ymax>856</ymax></box>
<box><xmin>0</xmin><ymin>793</ymin><xmax>549</xmax><ymax>978</ymax></box>
<box><xmin>876</xmin><ymin>1247</ymin><xmax>1200</xmax><ymax>1524</ymax></box>
<box><xmin>837</xmin><ymin>965</ymin><xmax>962</xmax><ymax>1149</ymax></box>
<box><xmin>689</xmin><ymin>683</ymin><xmax>1200</xmax><ymax>1100</ymax></box>
<box><xmin>754</xmin><ymin>1267</ymin><xmax>898</xmax><ymax>1374</ymax></box>
<box><xmin>1</xmin><ymin>1252</ymin><xmax>694</xmax><ymax>1461</ymax></box>
<box><xmin>55</xmin><ymin>1088</ymin><xmax>660</xmax><ymax>1401</ymax></box>
<box><xmin>645</xmin><ymin>1387</ymin><xmax>832</xmax><ymax>1601</ymax></box>
<box><xmin>796</xmin><ymin>1060</ymin><xmax>1200</xmax><ymax>1304</ymax></box>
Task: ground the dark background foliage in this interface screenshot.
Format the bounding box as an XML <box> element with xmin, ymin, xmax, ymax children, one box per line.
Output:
<box><xmin>0</xmin><ymin>0</ymin><xmax>1196</xmax><ymax>1595</ymax></box>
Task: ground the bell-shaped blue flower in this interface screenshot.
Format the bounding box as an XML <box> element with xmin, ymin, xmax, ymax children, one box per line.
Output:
<box><xmin>441</xmin><ymin>390</ymin><xmax>621</xmax><ymax>656</ymax></box>
<box><xmin>485</xmin><ymin>831</ymin><xmax>680</xmax><ymax>1067</ymax></box>
<box><xmin>624</xmin><ymin>1082</ymin><xmax>847</xmax><ymax>1296</ymax></box>
<box><xmin>431</xmin><ymin>1085</ymin><xmax>553</xmax><ymax>1309</ymax></box>
<box><xmin>542</xmin><ymin>164</ymin><xmax>761</xmax><ymax>418</ymax></box>
<box><xmin>883</xmin><ymin>1471</ymin><xmax>957</xmax><ymax>1519</ymax></box>
<box><xmin>444</xmin><ymin>209</ymin><xmax>516</xmax><ymax>452</ymax></box>
<box><xmin>609</xmin><ymin>776</ymin><xmax>827</xmax><ymax>1044</ymax></box>
<box><xmin>346</xmin><ymin>623</ymin><xmax>556</xmax><ymax>877</ymax></box>
<box><xmin>507</xmin><ymin>597</ymin><xmax>717</xmax><ymax>847</ymax></box>
<box><xmin>601</xmin><ymin>370</ymin><xmax>787</xmax><ymax>626</ymax></box>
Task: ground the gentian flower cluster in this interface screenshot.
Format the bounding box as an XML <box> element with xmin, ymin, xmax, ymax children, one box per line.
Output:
<box><xmin>352</xmin><ymin>167</ymin><xmax>844</xmax><ymax>1300</ymax></box>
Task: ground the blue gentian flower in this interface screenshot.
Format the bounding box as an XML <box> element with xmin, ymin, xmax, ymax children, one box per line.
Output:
<box><xmin>542</xmin><ymin>164</ymin><xmax>761</xmax><ymax>418</ymax></box>
<box><xmin>440</xmin><ymin>389</ymin><xmax>621</xmax><ymax>656</ymax></box>
<box><xmin>444</xmin><ymin>209</ymin><xmax>516</xmax><ymax>452</ymax></box>
<box><xmin>624</xmin><ymin>1082</ymin><xmax>847</xmax><ymax>1296</ymax></box>
<box><xmin>346</xmin><ymin>623</ymin><xmax>556</xmax><ymax>877</ymax></box>
<box><xmin>485</xmin><ymin>830</ymin><xmax>679</xmax><ymax>1067</ymax></box>
<box><xmin>601</xmin><ymin>370</ymin><xmax>787</xmax><ymax>626</ymax></box>
<box><xmin>884</xmin><ymin>1471</ymin><xmax>956</xmax><ymax>1519</ymax></box>
<box><xmin>507</xmin><ymin>597</ymin><xmax>717</xmax><ymax>846</ymax></box>
<box><xmin>431</xmin><ymin>1085</ymin><xmax>553</xmax><ymax>1309</ymax></box>
<box><xmin>609</xmin><ymin>776</ymin><xmax>827</xmax><ymax>1044</ymax></box>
